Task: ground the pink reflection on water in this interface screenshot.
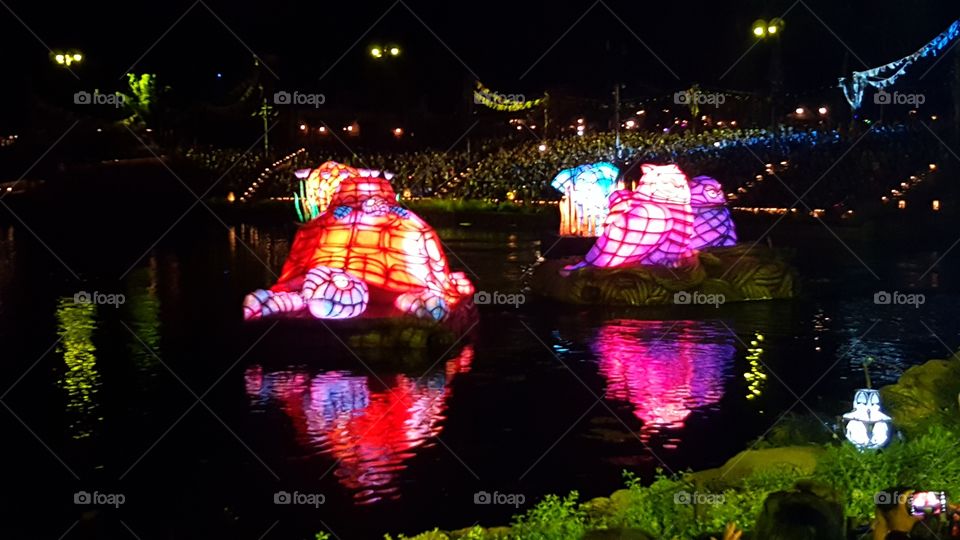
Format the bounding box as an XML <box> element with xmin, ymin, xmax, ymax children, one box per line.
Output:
<box><xmin>593</xmin><ymin>320</ymin><xmax>733</xmax><ymax>443</ymax></box>
<box><xmin>244</xmin><ymin>346</ymin><xmax>473</xmax><ymax>504</ymax></box>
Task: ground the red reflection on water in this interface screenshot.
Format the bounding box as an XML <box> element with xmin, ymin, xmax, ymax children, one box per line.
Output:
<box><xmin>593</xmin><ymin>320</ymin><xmax>733</xmax><ymax>442</ymax></box>
<box><xmin>244</xmin><ymin>345</ymin><xmax>473</xmax><ymax>504</ymax></box>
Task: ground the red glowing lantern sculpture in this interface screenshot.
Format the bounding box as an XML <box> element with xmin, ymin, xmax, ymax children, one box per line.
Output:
<box><xmin>245</xmin><ymin>171</ymin><xmax>474</xmax><ymax>321</ymax></box>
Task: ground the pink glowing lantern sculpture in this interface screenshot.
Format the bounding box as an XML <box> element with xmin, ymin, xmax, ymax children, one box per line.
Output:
<box><xmin>564</xmin><ymin>164</ymin><xmax>695</xmax><ymax>272</ymax></box>
<box><xmin>689</xmin><ymin>176</ymin><xmax>737</xmax><ymax>249</ymax></box>
<box><xmin>244</xmin><ymin>173</ymin><xmax>474</xmax><ymax>322</ymax></box>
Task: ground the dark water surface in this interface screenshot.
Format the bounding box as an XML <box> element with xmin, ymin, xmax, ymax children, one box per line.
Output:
<box><xmin>1</xmin><ymin>208</ymin><xmax>959</xmax><ymax>540</ymax></box>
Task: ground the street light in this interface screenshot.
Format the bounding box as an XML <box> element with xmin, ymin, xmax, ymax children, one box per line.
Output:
<box><xmin>752</xmin><ymin>18</ymin><xmax>784</xmax><ymax>39</ymax></box>
<box><xmin>370</xmin><ymin>44</ymin><xmax>401</xmax><ymax>59</ymax></box>
<box><xmin>52</xmin><ymin>50</ymin><xmax>83</xmax><ymax>67</ymax></box>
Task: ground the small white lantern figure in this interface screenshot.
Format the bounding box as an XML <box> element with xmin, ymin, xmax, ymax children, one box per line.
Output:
<box><xmin>843</xmin><ymin>388</ymin><xmax>892</xmax><ymax>450</ymax></box>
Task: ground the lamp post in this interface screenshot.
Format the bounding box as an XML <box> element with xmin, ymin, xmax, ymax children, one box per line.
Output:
<box><xmin>752</xmin><ymin>18</ymin><xmax>785</xmax><ymax>128</ymax></box>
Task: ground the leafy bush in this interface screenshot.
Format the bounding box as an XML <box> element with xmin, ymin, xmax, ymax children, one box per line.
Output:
<box><xmin>376</xmin><ymin>424</ymin><xmax>959</xmax><ymax>540</ymax></box>
<box><xmin>509</xmin><ymin>492</ymin><xmax>587</xmax><ymax>540</ymax></box>
<box><xmin>815</xmin><ymin>424</ymin><xmax>960</xmax><ymax>522</ymax></box>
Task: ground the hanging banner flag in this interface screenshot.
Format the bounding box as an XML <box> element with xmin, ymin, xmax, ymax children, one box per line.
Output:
<box><xmin>839</xmin><ymin>19</ymin><xmax>960</xmax><ymax>110</ymax></box>
<box><xmin>473</xmin><ymin>81</ymin><xmax>546</xmax><ymax>111</ymax></box>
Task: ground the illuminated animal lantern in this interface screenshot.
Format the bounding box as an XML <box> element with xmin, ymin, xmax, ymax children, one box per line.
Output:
<box><xmin>245</xmin><ymin>176</ymin><xmax>474</xmax><ymax>321</ymax></box>
<box><xmin>842</xmin><ymin>388</ymin><xmax>892</xmax><ymax>450</ymax></box>
<box><xmin>564</xmin><ymin>164</ymin><xmax>695</xmax><ymax>272</ymax></box>
<box><xmin>296</xmin><ymin>161</ymin><xmax>395</xmax><ymax>221</ymax></box>
<box><xmin>552</xmin><ymin>162</ymin><xmax>620</xmax><ymax>236</ymax></box>
<box><xmin>688</xmin><ymin>176</ymin><xmax>737</xmax><ymax>249</ymax></box>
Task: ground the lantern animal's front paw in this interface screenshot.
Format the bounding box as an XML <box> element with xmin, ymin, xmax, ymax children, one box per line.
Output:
<box><xmin>242</xmin><ymin>289</ymin><xmax>306</xmax><ymax>320</ymax></box>
<box><xmin>301</xmin><ymin>266</ymin><xmax>369</xmax><ymax>319</ymax></box>
<box><xmin>395</xmin><ymin>287</ymin><xmax>448</xmax><ymax>321</ymax></box>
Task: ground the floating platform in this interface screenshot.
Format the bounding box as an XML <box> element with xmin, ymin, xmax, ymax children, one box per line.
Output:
<box><xmin>531</xmin><ymin>244</ymin><xmax>796</xmax><ymax>306</ymax></box>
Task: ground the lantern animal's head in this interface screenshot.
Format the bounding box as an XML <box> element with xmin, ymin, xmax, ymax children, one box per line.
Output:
<box><xmin>551</xmin><ymin>162</ymin><xmax>620</xmax><ymax>209</ymax></box>
<box><xmin>635</xmin><ymin>164</ymin><xmax>691</xmax><ymax>205</ymax></box>
<box><xmin>689</xmin><ymin>176</ymin><xmax>727</xmax><ymax>207</ymax></box>
<box><xmin>329</xmin><ymin>176</ymin><xmax>397</xmax><ymax>209</ymax></box>
<box><xmin>297</xmin><ymin>161</ymin><xmax>397</xmax><ymax>221</ymax></box>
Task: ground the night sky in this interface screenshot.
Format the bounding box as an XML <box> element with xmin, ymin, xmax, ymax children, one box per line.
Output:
<box><xmin>0</xmin><ymin>0</ymin><xmax>958</xmax><ymax>118</ymax></box>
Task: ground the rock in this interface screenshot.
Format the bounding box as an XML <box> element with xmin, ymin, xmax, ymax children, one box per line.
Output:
<box><xmin>531</xmin><ymin>245</ymin><xmax>795</xmax><ymax>306</ymax></box>
<box><xmin>880</xmin><ymin>357</ymin><xmax>960</xmax><ymax>434</ymax></box>
<box><xmin>692</xmin><ymin>446</ymin><xmax>823</xmax><ymax>488</ymax></box>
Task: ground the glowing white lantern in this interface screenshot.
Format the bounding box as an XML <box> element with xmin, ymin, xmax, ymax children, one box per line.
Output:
<box><xmin>842</xmin><ymin>388</ymin><xmax>892</xmax><ymax>450</ymax></box>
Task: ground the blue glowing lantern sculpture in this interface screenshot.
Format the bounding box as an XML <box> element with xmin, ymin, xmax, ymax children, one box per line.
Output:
<box><xmin>552</xmin><ymin>162</ymin><xmax>620</xmax><ymax>236</ymax></box>
<box><xmin>842</xmin><ymin>388</ymin><xmax>892</xmax><ymax>450</ymax></box>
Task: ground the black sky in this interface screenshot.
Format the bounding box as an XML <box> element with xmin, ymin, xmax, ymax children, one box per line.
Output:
<box><xmin>1</xmin><ymin>0</ymin><xmax>958</xmax><ymax>112</ymax></box>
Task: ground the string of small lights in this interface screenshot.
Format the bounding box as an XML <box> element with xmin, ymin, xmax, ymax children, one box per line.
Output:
<box><xmin>880</xmin><ymin>162</ymin><xmax>939</xmax><ymax>210</ymax></box>
<box><xmin>239</xmin><ymin>148</ymin><xmax>305</xmax><ymax>202</ymax></box>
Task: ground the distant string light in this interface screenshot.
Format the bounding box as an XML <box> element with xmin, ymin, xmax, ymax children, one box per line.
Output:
<box><xmin>239</xmin><ymin>148</ymin><xmax>305</xmax><ymax>202</ymax></box>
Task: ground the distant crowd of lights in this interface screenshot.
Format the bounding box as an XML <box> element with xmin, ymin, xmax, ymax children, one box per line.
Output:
<box><xmin>238</xmin><ymin>148</ymin><xmax>305</xmax><ymax>203</ymax></box>
<box><xmin>0</xmin><ymin>135</ymin><xmax>17</xmax><ymax>147</ymax></box>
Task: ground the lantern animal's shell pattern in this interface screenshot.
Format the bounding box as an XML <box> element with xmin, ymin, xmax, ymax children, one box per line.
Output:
<box><xmin>244</xmin><ymin>170</ymin><xmax>473</xmax><ymax>322</ymax></box>
<box><xmin>689</xmin><ymin>176</ymin><xmax>737</xmax><ymax>249</ymax></box>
